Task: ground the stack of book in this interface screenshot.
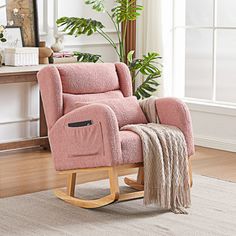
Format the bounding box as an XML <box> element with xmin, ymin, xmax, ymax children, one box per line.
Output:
<box><xmin>49</xmin><ymin>51</ymin><xmax>77</xmax><ymax>64</ymax></box>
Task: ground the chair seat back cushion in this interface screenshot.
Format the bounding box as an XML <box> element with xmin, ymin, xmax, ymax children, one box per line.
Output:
<box><xmin>57</xmin><ymin>63</ymin><xmax>120</xmax><ymax>94</ymax></box>
<box><xmin>75</xmin><ymin>96</ymin><xmax>147</xmax><ymax>128</ymax></box>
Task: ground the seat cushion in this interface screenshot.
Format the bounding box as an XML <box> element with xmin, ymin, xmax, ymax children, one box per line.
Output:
<box><xmin>120</xmin><ymin>130</ymin><xmax>143</xmax><ymax>164</ymax></box>
<box><xmin>75</xmin><ymin>96</ymin><xmax>148</xmax><ymax>128</ymax></box>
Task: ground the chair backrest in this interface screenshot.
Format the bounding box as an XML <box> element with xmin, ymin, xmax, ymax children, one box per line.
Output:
<box><xmin>37</xmin><ymin>63</ymin><xmax>132</xmax><ymax>130</ymax></box>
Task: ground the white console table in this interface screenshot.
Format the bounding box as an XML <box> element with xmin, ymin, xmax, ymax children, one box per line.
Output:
<box><xmin>0</xmin><ymin>65</ymin><xmax>49</xmax><ymax>151</ymax></box>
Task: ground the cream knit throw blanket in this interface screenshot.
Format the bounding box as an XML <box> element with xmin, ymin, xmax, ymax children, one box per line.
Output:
<box><xmin>121</xmin><ymin>97</ymin><xmax>191</xmax><ymax>214</ymax></box>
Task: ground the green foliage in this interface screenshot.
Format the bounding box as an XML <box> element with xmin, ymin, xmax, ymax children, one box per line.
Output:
<box><xmin>56</xmin><ymin>17</ymin><xmax>104</xmax><ymax>36</ymax></box>
<box><xmin>56</xmin><ymin>0</ymin><xmax>162</xmax><ymax>99</ymax></box>
<box><xmin>129</xmin><ymin>52</ymin><xmax>162</xmax><ymax>99</ymax></box>
<box><xmin>0</xmin><ymin>33</ymin><xmax>6</xmax><ymax>42</ymax></box>
<box><xmin>134</xmin><ymin>74</ymin><xmax>160</xmax><ymax>99</ymax></box>
<box><xmin>127</xmin><ymin>50</ymin><xmax>135</xmax><ymax>63</ymax></box>
<box><xmin>85</xmin><ymin>0</ymin><xmax>105</xmax><ymax>12</ymax></box>
<box><xmin>112</xmin><ymin>0</ymin><xmax>143</xmax><ymax>23</ymax></box>
<box><xmin>129</xmin><ymin>52</ymin><xmax>161</xmax><ymax>77</ymax></box>
<box><xmin>57</xmin><ymin>16</ymin><xmax>120</xmax><ymax>60</ymax></box>
<box><xmin>74</xmin><ymin>51</ymin><xmax>101</xmax><ymax>63</ymax></box>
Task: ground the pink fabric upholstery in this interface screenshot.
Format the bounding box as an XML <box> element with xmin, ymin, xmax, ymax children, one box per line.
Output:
<box><xmin>49</xmin><ymin>104</ymin><xmax>122</xmax><ymax>170</ymax></box>
<box><xmin>37</xmin><ymin>66</ymin><xmax>63</xmax><ymax>130</ymax></box>
<box><xmin>120</xmin><ymin>130</ymin><xmax>143</xmax><ymax>163</ymax></box>
<box><xmin>37</xmin><ymin>63</ymin><xmax>135</xmax><ymax>170</ymax></box>
<box><xmin>63</xmin><ymin>90</ymin><xmax>124</xmax><ymax>114</ymax></box>
<box><xmin>115</xmin><ymin>63</ymin><xmax>133</xmax><ymax>97</ymax></box>
<box><xmin>75</xmin><ymin>96</ymin><xmax>147</xmax><ymax>128</ymax></box>
<box><xmin>57</xmin><ymin>63</ymin><xmax>120</xmax><ymax>94</ymax></box>
<box><xmin>155</xmin><ymin>97</ymin><xmax>195</xmax><ymax>156</ymax></box>
<box><xmin>37</xmin><ymin>63</ymin><xmax>194</xmax><ymax>171</ymax></box>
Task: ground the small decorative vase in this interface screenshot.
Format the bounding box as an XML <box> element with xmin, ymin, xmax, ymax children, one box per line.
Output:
<box><xmin>39</xmin><ymin>41</ymin><xmax>53</xmax><ymax>64</ymax></box>
<box><xmin>51</xmin><ymin>36</ymin><xmax>64</xmax><ymax>52</ymax></box>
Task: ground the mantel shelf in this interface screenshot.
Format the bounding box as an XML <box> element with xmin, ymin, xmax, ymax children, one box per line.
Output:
<box><xmin>0</xmin><ymin>65</ymin><xmax>47</xmax><ymax>75</ymax></box>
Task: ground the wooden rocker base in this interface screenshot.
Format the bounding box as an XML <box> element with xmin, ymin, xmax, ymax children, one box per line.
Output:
<box><xmin>54</xmin><ymin>189</ymin><xmax>119</xmax><ymax>208</ymax></box>
<box><xmin>54</xmin><ymin>160</ymin><xmax>192</xmax><ymax>209</ymax></box>
<box><xmin>54</xmin><ymin>188</ymin><xmax>144</xmax><ymax>208</ymax></box>
<box><xmin>124</xmin><ymin>166</ymin><xmax>144</xmax><ymax>191</ymax></box>
<box><xmin>54</xmin><ymin>163</ymin><xmax>144</xmax><ymax>208</ymax></box>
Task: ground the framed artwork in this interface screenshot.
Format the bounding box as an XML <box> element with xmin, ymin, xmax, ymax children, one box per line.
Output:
<box><xmin>3</xmin><ymin>26</ymin><xmax>24</xmax><ymax>47</ymax></box>
<box><xmin>5</xmin><ymin>0</ymin><xmax>39</xmax><ymax>47</ymax></box>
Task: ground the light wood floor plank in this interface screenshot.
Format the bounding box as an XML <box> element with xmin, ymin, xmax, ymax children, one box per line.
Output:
<box><xmin>192</xmin><ymin>146</ymin><xmax>236</xmax><ymax>182</ymax></box>
<box><xmin>0</xmin><ymin>146</ymin><xmax>235</xmax><ymax>198</ymax></box>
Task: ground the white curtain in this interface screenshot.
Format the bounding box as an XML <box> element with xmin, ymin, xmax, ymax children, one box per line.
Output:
<box><xmin>136</xmin><ymin>0</ymin><xmax>173</xmax><ymax>97</ymax></box>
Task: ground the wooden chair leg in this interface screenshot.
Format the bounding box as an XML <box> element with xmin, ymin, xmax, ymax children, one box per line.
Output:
<box><xmin>54</xmin><ymin>167</ymin><xmax>120</xmax><ymax>208</ymax></box>
<box><xmin>124</xmin><ymin>167</ymin><xmax>144</xmax><ymax>191</ymax></box>
<box><xmin>137</xmin><ymin>167</ymin><xmax>144</xmax><ymax>184</ymax></box>
<box><xmin>120</xmin><ymin>166</ymin><xmax>144</xmax><ymax>201</ymax></box>
<box><xmin>108</xmin><ymin>167</ymin><xmax>120</xmax><ymax>200</ymax></box>
<box><xmin>67</xmin><ymin>173</ymin><xmax>76</xmax><ymax>196</ymax></box>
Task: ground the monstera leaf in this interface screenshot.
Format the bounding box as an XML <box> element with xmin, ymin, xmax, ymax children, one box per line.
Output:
<box><xmin>56</xmin><ymin>17</ymin><xmax>104</xmax><ymax>36</ymax></box>
<box><xmin>85</xmin><ymin>0</ymin><xmax>105</xmax><ymax>12</ymax></box>
<box><xmin>57</xmin><ymin>16</ymin><xmax>121</xmax><ymax>60</ymax></box>
<box><xmin>129</xmin><ymin>52</ymin><xmax>161</xmax><ymax>75</ymax></box>
<box><xmin>74</xmin><ymin>51</ymin><xmax>101</xmax><ymax>63</ymax></box>
<box><xmin>112</xmin><ymin>0</ymin><xmax>143</xmax><ymax>23</ymax></box>
<box><xmin>129</xmin><ymin>52</ymin><xmax>162</xmax><ymax>99</ymax></box>
<box><xmin>134</xmin><ymin>73</ymin><xmax>160</xmax><ymax>99</ymax></box>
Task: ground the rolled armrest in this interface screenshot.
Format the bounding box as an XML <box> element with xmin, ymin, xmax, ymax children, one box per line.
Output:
<box><xmin>155</xmin><ymin>97</ymin><xmax>195</xmax><ymax>156</ymax></box>
<box><xmin>49</xmin><ymin>104</ymin><xmax>122</xmax><ymax>170</ymax></box>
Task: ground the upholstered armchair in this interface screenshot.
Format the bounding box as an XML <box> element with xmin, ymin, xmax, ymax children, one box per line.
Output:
<box><xmin>37</xmin><ymin>63</ymin><xmax>194</xmax><ymax>208</ymax></box>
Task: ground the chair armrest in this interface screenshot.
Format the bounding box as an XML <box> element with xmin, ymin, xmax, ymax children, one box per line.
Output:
<box><xmin>49</xmin><ymin>104</ymin><xmax>122</xmax><ymax>170</ymax></box>
<box><xmin>155</xmin><ymin>97</ymin><xmax>195</xmax><ymax>156</ymax></box>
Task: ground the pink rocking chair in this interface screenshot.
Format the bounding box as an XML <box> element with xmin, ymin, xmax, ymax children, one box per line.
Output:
<box><xmin>37</xmin><ymin>63</ymin><xmax>194</xmax><ymax>208</ymax></box>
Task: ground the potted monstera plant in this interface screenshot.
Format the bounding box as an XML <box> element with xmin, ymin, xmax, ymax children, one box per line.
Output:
<box><xmin>56</xmin><ymin>0</ymin><xmax>162</xmax><ymax>99</ymax></box>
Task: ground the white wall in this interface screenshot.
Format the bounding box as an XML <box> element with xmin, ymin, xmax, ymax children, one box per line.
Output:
<box><xmin>0</xmin><ymin>82</ymin><xmax>39</xmax><ymax>142</ymax></box>
<box><xmin>0</xmin><ymin>0</ymin><xmax>118</xmax><ymax>142</ymax></box>
<box><xmin>186</xmin><ymin>101</ymin><xmax>236</xmax><ymax>152</ymax></box>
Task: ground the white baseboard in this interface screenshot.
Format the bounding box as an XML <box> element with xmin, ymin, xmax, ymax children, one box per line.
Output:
<box><xmin>194</xmin><ymin>135</ymin><xmax>236</xmax><ymax>153</ymax></box>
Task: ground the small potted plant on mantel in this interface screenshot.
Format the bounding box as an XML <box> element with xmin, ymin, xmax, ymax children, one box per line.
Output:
<box><xmin>0</xmin><ymin>25</ymin><xmax>7</xmax><ymax>66</ymax></box>
<box><xmin>56</xmin><ymin>0</ymin><xmax>162</xmax><ymax>99</ymax></box>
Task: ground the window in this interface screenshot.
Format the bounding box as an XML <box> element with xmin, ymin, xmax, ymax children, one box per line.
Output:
<box><xmin>173</xmin><ymin>0</ymin><xmax>236</xmax><ymax>106</ymax></box>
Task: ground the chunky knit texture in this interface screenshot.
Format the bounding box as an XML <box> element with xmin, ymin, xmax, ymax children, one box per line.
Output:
<box><xmin>122</xmin><ymin>98</ymin><xmax>192</xmax><ymax>214</ymax></box>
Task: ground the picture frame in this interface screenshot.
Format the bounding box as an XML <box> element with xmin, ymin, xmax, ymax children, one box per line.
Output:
<box><xmin>3</xmin><ymin>26</ymin><xmax>24</xmax><ymax>48</ymax></box>
<box><xmin>6</xmin><ymin>0</ymin><xmax>39</xmax><ymax>47</ymax></box>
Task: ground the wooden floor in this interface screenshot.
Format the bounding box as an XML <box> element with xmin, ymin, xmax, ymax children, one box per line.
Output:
<box><xmin>192</xmin><ymin>146</ymin><xmax>236</xmax><ymax>182</ymax></box>
<box><xmin>0</xmin><ymin>146</ymin><xmax>236</xmax><ymax>198</ymax></box>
